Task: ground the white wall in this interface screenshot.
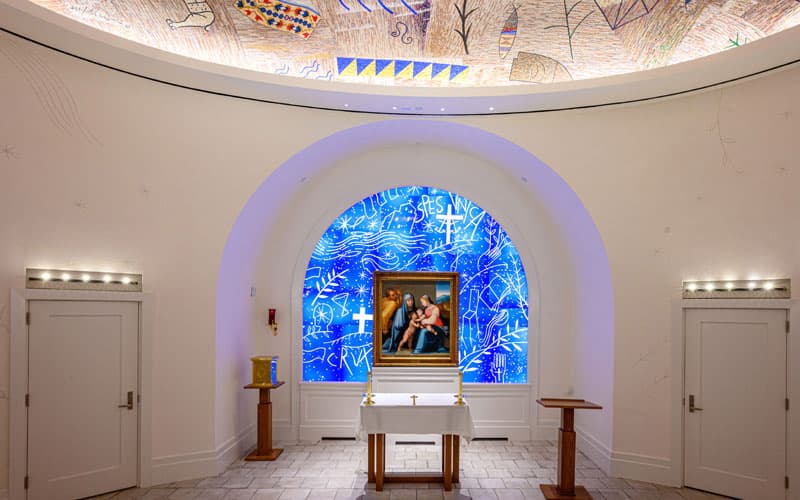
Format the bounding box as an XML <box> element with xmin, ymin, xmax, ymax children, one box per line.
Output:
<box><xmin>1</xmin><ymin>29</ymin><xmax>799</xmax><ymax>494</ymax></box>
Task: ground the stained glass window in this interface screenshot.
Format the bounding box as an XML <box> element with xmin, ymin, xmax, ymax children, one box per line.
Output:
<box><xmin>303</xmin><ymin>186</ymin><xmax>528</xmax><ymax>383</ymax></box>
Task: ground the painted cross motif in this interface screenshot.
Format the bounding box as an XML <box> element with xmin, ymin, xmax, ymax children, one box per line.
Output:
<box><xmin>352</xmin><ymin>307</ymin><xmax>374</xmax><ymax>334</ymax></box>
<box><xmin>436</xmin><ymin>204</ymin><xmax>464</xmax><ymax>244</ymax></box>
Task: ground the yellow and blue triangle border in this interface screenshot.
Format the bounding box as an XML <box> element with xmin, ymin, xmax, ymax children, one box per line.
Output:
<box><xmin>336</xmin><ymin>57</ymin><xmax>469</xmax><ymax>82</ymax></box>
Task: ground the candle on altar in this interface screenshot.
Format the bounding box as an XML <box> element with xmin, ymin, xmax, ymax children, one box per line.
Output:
<box><xmin>367</xmin><ymin>370</ymin><xmax>372</xmax><ymax>395</ymax></box>
<box><xmin>458</xmin><ymin>371</ymin><xmax>463</xmax><ymax>396</ymax></box>
<box><xmin>268</xmin><ymin>308</ymin><xmax>276</xmax><ymax>325</ymax></box>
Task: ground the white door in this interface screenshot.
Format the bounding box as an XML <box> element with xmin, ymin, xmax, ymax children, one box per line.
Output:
<box><xmin>684</xmin><ymin>308</ymin><xmax>786</xmax><ymax>499</ymax></box>
<box><xmin>28</xmin><ymin>301</ymin><xmax>139</xmax><ymax>499</ymax></box>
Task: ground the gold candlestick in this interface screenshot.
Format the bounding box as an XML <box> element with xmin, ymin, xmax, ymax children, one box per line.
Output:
<box><xmin>364</xmin><ymin>370</ymin><xmax>375</xmax><ymax>406</ymax></box>
<box><xmin>455</xmin><ymin>371</ymin><xmax>465</xmax><ymax>406</ymax></box>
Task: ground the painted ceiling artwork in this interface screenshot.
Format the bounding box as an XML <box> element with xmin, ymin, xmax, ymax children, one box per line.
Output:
<box><xmin>303</xmin><ymin>186</ymin><xmax>529</xmax><ymax>383</ymax></box>
<box><xmin>26</xmin><ymin>0</ymin><xmax>800</xmax><ymax>86</ymax></box>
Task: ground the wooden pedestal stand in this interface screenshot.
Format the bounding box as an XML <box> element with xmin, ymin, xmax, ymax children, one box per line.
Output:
<box><xmin>536</xmin><ymin>398</ymin><xmax>603</xmax><ymax>500</ymax></box>
<box><xmin>244</xmin><ymin>381</ymin><xmax>285</xmax><ymax>461</ymax></box>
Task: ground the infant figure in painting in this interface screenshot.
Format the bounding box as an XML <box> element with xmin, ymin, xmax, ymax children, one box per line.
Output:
<box><xmin>396</xmin><ymin>308</ymin><xmax>425</xmax><ymax>352</ymax></box>
<box><xmin>413</xmin><ymin>294</ymin><xmax>448</xmax><ymax>354</ymax></box>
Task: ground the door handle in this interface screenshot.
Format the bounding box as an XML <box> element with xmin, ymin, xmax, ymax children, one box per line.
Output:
<box><xmin>118</xmin><ymin>391</ymin><xmax>134</xmax><ymax>410</ymax></box>
<box><xmin>688</xmin><ymin>394</ymin><xmax>703</xmax><ymax>413</ymax></box>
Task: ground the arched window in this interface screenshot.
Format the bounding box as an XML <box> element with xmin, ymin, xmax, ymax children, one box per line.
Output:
<box><xmin>303</xmin><ymin>186</ymin><xmax>528</xmax><ymax>383</ymax></box>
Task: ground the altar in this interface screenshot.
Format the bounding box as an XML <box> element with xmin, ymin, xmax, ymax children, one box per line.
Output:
<box><xmin>359</xmin><ymin>392</ymin><xmax>475</xmax><ymax>491</ymax></box>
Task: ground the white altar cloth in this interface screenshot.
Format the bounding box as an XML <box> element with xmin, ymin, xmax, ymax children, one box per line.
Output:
<box><xmin>358</xmin><ymin>393</ymin><xmax>475</xmax><ymax>440</ymax></box>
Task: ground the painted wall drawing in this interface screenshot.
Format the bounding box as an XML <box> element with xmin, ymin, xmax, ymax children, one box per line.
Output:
<box><xmin>302</xmin><ymin>186</ymin><xmax>529</xmax><ymax>383</ymax></box>
<box><xmin>25</xmin><ymin>0</ymin><xmax>800</xmax><ymax>86</ymax></box>
<box><xmin>510</xmin><ymin>52</ymin><xmax>572</xmax><ymax>83</ymax></box>
<box><xmin>234</xmin><ymin>0</ymin><xmax>320</xmax><ymax>38</ymax></box>
<box><xmin>166</xmin><ymin>0</ymin><xmax>216</xmax><ymax>30</ymax></box>
<box><xmin>498</xmin><ymin>3</ymin><xmax>518</xmax><ymax>59</ymax></box>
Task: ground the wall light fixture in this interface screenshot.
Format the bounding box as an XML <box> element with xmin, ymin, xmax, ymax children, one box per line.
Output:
<box><xmin>26</xmin><ymin>268</ymin><xmax>143</xmax><ymax>292</ymax></box>
<box><xmin>682</xmin><ymin>278</ymin><xmax>790</xmax><ymax>299</ymax></box>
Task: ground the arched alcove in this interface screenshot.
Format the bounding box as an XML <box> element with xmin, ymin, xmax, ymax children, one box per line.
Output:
<box><xmin>216</xmin><ymin>119</ymin><xmax>613</xmax><ymax>462</ymax></box>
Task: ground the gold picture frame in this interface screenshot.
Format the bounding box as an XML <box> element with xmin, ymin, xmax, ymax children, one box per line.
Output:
<box><xmin>373</xmin><ymin>271</ymin><xmax>459</xmax><ymax>367</ymax></box>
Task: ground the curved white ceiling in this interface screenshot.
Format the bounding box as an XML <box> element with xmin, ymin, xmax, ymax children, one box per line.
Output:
<box><xmin>1</xmin><ymin>0</ymin><xmax>800</xmax><ymax>114</ymax></box>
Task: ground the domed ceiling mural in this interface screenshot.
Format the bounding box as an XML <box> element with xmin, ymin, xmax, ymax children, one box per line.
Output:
<box><xmin>29</xmin><ymin>0</ymin><xmax>800</xmax><ymax>86</ymax></box>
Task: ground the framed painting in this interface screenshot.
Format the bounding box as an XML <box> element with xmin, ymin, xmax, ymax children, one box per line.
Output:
<box><xmin>373</xmin><ymin>271</ymin><xmax>459</xmax><ymax>367</ymax></box>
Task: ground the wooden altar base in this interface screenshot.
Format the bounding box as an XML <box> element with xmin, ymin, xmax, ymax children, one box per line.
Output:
<box><xmin>540</xmin><ymin>484</ymin><xmax>593</xmax><ymax>500</ymax></box>
<box><xmin>368</xmin><ymin>433</ymin><xmax>459</xmax><ymax>491</ymax></box>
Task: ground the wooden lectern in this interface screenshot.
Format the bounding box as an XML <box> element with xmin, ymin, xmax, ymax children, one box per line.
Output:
<box><xmin>243</xmin><ymin>381</ymin><xmax>285</xmax><ymax>460</ymax></box>
<box><xmin>536</xmin><ymin>398</ymin><xmax>603</xmax><ymax>500</ymax></box>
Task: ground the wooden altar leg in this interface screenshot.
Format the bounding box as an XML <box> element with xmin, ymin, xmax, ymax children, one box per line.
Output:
<box><xmin>245</xmin><ymin>388</ymin><xmax>283</xmax><ymax>461</ymax></box>
<box><xmin>441</xmin><ymin>437</ymin><xmax>445</xmax><ymax>474</ymax></box>
<box><xmin>539</xmin><ymin>408</ymin><xmax>592</xmax><ymax>500</ymax></box>
<box><xmin>443</xmin><ymin>434</ymin><xmax>452</xmax><ymax>491</ymax></box>
<box><xmin>376</xmin><ymin>434</ymin><xmax>385</xmax><ymax>491</ymax></box>
<box><xmin>368</xmin><ymin>434</ymin><xmax>375</xmax><ymax>483</ymax></box>
<box><xmin>453</xmin><ymin>435</ymin><xmax>460</xmax><ymax>483</ymax></box>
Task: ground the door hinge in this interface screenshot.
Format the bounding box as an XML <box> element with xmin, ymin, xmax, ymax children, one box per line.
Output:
<box><xmin>788</xmin><ymin>320</ymin><xmax>791</xmax><ymax>334</ymax></box>
<box><xmin>786</xmin><ymin>476</ymin><xmax>789</xmax><ymax>489</ymax></box>
<box><xmin>25</xmin><ymin>394</ymin><xmax>29</xmax><ymax>407</ymax></box>
<box><xmin>24</xmin><ymin>475</ymin><xmax>28</xmax><ymax>489</ymax></box>
<box><xmin>788</xmin><ymin>398</ymin><xmax>791</xmax><ymax>411</ymax></box>
<box><xmin>25</xmin><ymin>312</ymin><xmax>30</xmax><ymax>325</ymax></box>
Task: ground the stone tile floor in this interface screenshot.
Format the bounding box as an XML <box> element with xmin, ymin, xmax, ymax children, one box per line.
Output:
<box><xmin>90</xmin><ymin>440</ymin><xmax>728</xmax><ymax>500</ymax></box>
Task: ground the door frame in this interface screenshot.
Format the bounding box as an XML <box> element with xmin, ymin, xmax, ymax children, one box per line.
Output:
<box><xmin>672</xmin><ymin>298</ymin><xmax>793</xmax><ymax>496</ymax></box>
<box><xmin>9</xmin><ymin>289</ymin><xmax>154</xmax><ymax>500</ymax></box>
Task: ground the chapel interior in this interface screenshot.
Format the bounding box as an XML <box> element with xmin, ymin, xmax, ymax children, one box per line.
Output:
<box><xmin>0</xmin><ymin>1</ymin><xmax>799</xmax><ymax>499</ymax></box>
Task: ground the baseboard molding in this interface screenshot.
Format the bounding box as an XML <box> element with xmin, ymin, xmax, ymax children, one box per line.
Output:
<box><xmin>150</xmin><ymin>423</ymin><xmax>274</xmax><ymax>486</ymax></box>
<box><xmin>300</xmin><ymin>424</ymin><xmax>359</xmax><ymax>442</ymax></box>
<box><xmin>214</xmin><ymin>423</ymin><xmax>257</xmax><ymax>474</ymax></box>
<box><xmin>475</xmin><ymin>425</ymin><xmax>531</xmax><ymax>441</ymax></box>
<box><xmin>150</xmin><ymin>448</ymin><xmax>217</xmax><ymax>487</ymax></box>
<box><xmin>610</xmin><ymin>450</ymin><xmax>676</xmax><ymax>486</ymax></box>
<box><xmin>575</xmin><ymin>426</ymin><xmax>612</xmax><ymax>475</ymax></box>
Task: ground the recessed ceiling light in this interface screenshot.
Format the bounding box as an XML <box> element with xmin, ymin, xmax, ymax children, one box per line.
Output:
<box><xmin>440</xmin><ymin>107</ymin><xmax>445</xmax><ymax>112</ymax></box>
<box><xmin>343</xmin><ymin>103</ymin><xmax>349</xmax><ymax>107</ymax></box>
<box><xmin>392</xmin><ymin>106</ymin><xmax>397</xmax><ymax>110</ymax></box>
<box><xmin>489</xmin><ymin>107</ymin><xmax>495</xmax><ymax>111</ymax></box>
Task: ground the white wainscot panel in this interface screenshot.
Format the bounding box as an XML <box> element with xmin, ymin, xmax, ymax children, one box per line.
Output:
<box><xmin>300</xmin><ymin>383</ymin><xmax>364</xmax><ymax>442</ymax></box>
<box><xmin>299</xmin><ymin>382</ymin><xmax>532</xmax><ymax>442</ymax></box>
<box><xmin>466</xmin><ymin>384</ymin><xmax>532</xmax><ymax>441</ymax></box>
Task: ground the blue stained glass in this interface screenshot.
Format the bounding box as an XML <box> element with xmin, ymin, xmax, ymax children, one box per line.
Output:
<box><xmin>303</xmin><ymin>186</ymin><xmax>528</xmax><ymax>383</ymax></box>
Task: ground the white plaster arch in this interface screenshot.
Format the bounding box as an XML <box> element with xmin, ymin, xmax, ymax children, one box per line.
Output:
<box><xmin>216</xmin><ymin>119</ymin><xmax>614</xmax><ymax>458</ymax></box>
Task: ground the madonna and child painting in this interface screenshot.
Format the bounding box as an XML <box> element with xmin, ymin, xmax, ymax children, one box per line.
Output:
<box><xmin>373</xmin><ymin>271</ymin><xmax>459</xmax><ymax>367</ymax></box>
